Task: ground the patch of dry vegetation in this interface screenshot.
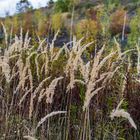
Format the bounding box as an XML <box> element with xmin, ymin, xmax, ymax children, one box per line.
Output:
<box><xmin>0</xmin><ymin>26</ymin><xmax>138</xmax><ymax>140</ymax></box>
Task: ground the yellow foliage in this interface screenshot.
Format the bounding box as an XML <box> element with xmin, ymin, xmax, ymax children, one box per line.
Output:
<box><xmin>4</xmin><ymin>17</ymin><xmax>12</xmax><ymax>32</ymax></box>
<box><xmin>12</xmin><ymin>15</ymin><xmax>20</xmax><ymax>34</ymax></box>
<box><xmin>76</xmin><ymin>19</ymin><xmax>100</xmax><ymax>42</ymax></box>
<box><xmin>51</xmin><ymin>13</ymin><xmax>63</xmax><ymax>32</ymax></box>
<box><xmin>34</xmin><ymin>10</ymin><xmax>49</xmax><ymax>37</ymax></box>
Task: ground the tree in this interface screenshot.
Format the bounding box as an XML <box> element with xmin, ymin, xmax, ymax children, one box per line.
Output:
<box><xmin>16</xmin><ymin>0</ymin><xmax>33</xmax><ymax>13</ymax></box>
<box><xmin>5</xmin><ymin>10</ymin><xmax>10</xmax><ymax>17</ymax></box>
<box><xmin>48</xmin><ymin>0</ymin><xmax>54</xmax><ymax>7</ymax></box>
<box><xmin>55</xmin><ymin>0</ymin><xmax>70</xmax><ymax>12</ymax></box>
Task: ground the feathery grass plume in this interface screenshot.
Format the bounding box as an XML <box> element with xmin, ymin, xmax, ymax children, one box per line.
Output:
<box><xmin>14</xmin><ymin>75</ymin><xmax>29</xmax><ymax>94</ymax></box>
<box><xmin>45</xmin><ymin>53</ymin><xmax>49</xmax><ymax>76</ymax></box>
<box><xmin>15</xmin><ymin>54</ymin><xmax>28</xmax><ymax>88</ymax></box>
<box><xmin>64</xmin><ymin>38</ymin><xmax>84</xmax><ymax>76</ymax></box>
<box><xmin>24</xmin><ymin>31</ymin><xmax>30</xmax><ymax>48</ymax></box>
<box><xmin>114</xmin><ymin>37</ymin><xmax>121</xmax><ymax>58</ymax></box>
<box><xmin>20</xmin><ymin>66</ymin><xmax>28</xmax><ymax>90</ymax></box>
<box><xmin>29</xmin><ymin>92</ymin><xmax>34</xmax><ymax>119</ymax></box>
<box><xmin>23</xmin><ymin>136</ymin><xmax>37</xmax><ymax>140</ymax></box>
<box><xmin>65</xmin><ymin>38</ymin><xmax>93</xmax><ymax>91</ymax></box>
<box><xmin>50</xmin><ymin>30</ymin><xmax>59</xmax><ymax>61</ymax></box>
<box><xmin>18</xmin><ymin>88</ymin><xmax>32</xmax><ymax>106</ymax></box>
<box><xmin>7</xmin><ymin>30</ymin><xmax>28</xmax><ymax>55</ymax></box>
<box><xmin>52</xmin><ymin>46</ymin><xmax>65</xmax><ymax>61</ymax></box>
<box><xmin>136</xmin><ymin>44</ymin><xmax>140</xmax><ymax>74</ymax></box>
<box><xmin>45</xmin><ymin>77</ymin><xmax>63</xmax><ymax>104</ymax></box>
<box><xmin>121</xmin><ymin>74</ymin><xmax>127</xmax><ymax>98</ymax></box>
<box><xmin>40</xmin><ymin>63</ymin><xmax>45</xmax><ymax>75</ymax></box>
<box><xmin>9</xmin><ymin>54</ymin><xmax>19</xmax><ymax>60</ymax></box>
<box><xmin>26</xmin><ymin>52</ymin><xmax>37</xmax><ymax>119</ymax></box>
<box><xmin>35</xmin><ymin>54</ymin><xmax>40</xmax><ymax>80</ymax></box>
<box><xmin>34</xmin><ymin>51</ymin><xmax>47</xmax><ymax>76</ymax></box>
<box><xmin>17</xmin><ymin>55</ymin><xmax>24</xmax><ymax>72</ymax></box>
<box><xmin>110</xmin><ymin>99</ymin><xmax>137</xmax><ymax>130</ymax></box>
<box><xmin>0</xmin><ymin>56</ymin><xmax>10</xmax><ymax>83</ymax></box>
<box><xmin>37</xmin><ymin>38</ymin><xmax>46</xmax><ymax>51</ymax></box>
<box><xmin>36</xmin><ymin>111</ymin><xmax>67</xmax><ymax>129</ymax></box>
<box><xmin>33</xmin><ymin>77</ymin><xmax>50</xmax><ymax>99</ymax></box>
<box><xmin>9</xmin><ymin>38</ymin><xmax>23</xmax><ymax>56</ymax></box>
<box><xmin>20</xmin><ymin>28</ymin><xmax>23</xmax><ymax>43</ymax></box>
<box><xmin>10</xmin><ymin>71</ymin><xmax>19</xmax><ymax>82</ymax></box>
<box><xmin>1</xmin><ymin>23</ymin><xmax>8</xmax><ymax>47</ymax></box>
<box><xmin>67</xmin><ymin>79</ymin><xmax>85</xmax><ymax>92</ymax></box>
<box><xmin>38</xmin><ymin>89</ymin><xmax>46</xmax><ymax>103</ymax></box>
<box><xmin>73</xmin><ymin>41</ymin><xmax>94</xmax><ymax>71</ymax></box>
<box><xmin>63</xmin><ymin>43</ymin><xmax>71</xmax><ymax>57</ymax></box>
<box><xmin>114</xmin><ymin>37</ymin><xmax>134</xmax><ymax>59</ymax></box>
<box><xmin>128</xmin><ymin>56</ymin><xmax>131</xmax><ymax>72</ymax></box>
<box><xmin>29</xmin><ymin>68</ymin><xmax>34</xmax><ymax>119</ymax></box>
<box><xmin>79</xmin><ymin>60</ymin><xmax>90</xmax><ymax>83</ymax></box>
<box><xmin>83</xmin><ymin>45</ymin><xmax>117</xmax><ymax>111</ymax></box>
<box><xmin>13</xmin><ymin>35</ymin><xmax>23</xmax><ymax>52</ymax></box>
<box><xmin>102</xmin><ymin>66</ymin><xmax>120</xmax><ymax>85</ymax></box>
<box><xmin>26</xmin><ymin>52</ymin><xmax>37</xmax><ymax>91</ymax></box>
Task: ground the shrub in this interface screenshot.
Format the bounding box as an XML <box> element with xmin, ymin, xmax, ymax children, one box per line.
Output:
<box><xmin>54</xmin><ymin>0</ymin><xmax>70</xmax><ymax>12</ymax></box>
<box><xmin>76</xmin><ymin>19</ymin><xmax>101</xmax><ymax>42</ymax></box>
<box><xmin>51</xmin><ymin>13</ymin><xmax>63</xmax><ymax>32</ymax></box>
<box><xmin>110</xmin><ymin>8</ymin><xmax>128</xmax><ymax>36</ymax></box>
<box><xmin>128</xmin><ymin>8</ymin><xmax>140</xmax><ymax>45</ymax></box>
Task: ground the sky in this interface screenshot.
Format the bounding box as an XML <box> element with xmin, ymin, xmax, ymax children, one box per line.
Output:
<box><xmin>0</xmin><ymin>0</ymin><xmax>49</xmax><ymax>17</ymax></box>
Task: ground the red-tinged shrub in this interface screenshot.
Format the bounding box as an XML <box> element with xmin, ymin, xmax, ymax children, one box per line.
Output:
<box><xmin>110</xmin><ymin>8</ymin><xmax>129</xmax><ymax>36</ymax></box>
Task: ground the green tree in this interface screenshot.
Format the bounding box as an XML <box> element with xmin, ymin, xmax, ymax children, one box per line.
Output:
<box><xmin>16</xmin><ymin>0</ymin><xmax>33</xmax><ymax>13</ymax></box>
<box><xmin>48</xmin><ymin>0</ymin><xmax>54</xmax><ymax>7</ymax></box>
<box><xmin>55</xmin><ymin>0</ymin><xmax>70</xmax><ymax>12</ymax></box>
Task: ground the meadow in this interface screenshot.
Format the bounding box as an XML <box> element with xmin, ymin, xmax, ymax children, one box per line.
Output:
<box><xmin>0</xmin><ymin>0</ymin><xmax>140</xmax><ymax>140</ymax></box>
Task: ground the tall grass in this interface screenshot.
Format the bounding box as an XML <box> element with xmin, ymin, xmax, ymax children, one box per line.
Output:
<box><xmin>0</xmin><ymin>27</ymin><xmax>138</xmax><ymax>139</ymax></box>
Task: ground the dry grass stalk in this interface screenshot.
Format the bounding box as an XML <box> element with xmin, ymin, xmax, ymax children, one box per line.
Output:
<box><xmin>18</xmin><ymin>88</ymin><xmax>32</xmax><ymax>106</ymax></box>
<box><xmin>23</xmin><ymin>136</ymin><xmax>37</xmax><ymax>140</ymax></box>
<box><xmin>50</xmin><ymin>30</ymin><xmax>59</xmax><ymax>61</ymax></box>
<box><xmin>29</xmin><ymin>93</ymin><xmax>34</xmax><ymax>119</ymax></box>
<box><xmin>26</xmin><ymin>52</ymin><xmax>37</xmax><ymax>119</ymax></box>
<box><xmin>65</xmin><ymin>39</ymin><xmax>93</xmax><ymax>92</ymax></box>
<box><xmin>110</xmin><ymin>99</ymin><xmax>137</xmax><ymax>130</ymax></box>
<box><xmin>1</xmin><ymin>23</ymin><xmax>8</xmax><ymax>46</ymax></box>
<box><xmin>14</xmin><ymin>75</ymin><xmax>29</xmax><ymax>94</ymax></box>
<box><xmin>26</xmin><ymin>52</ymin><xmax>37</xmax><ymax>91</ymax></box>
<box><xmin>0</xmin><ymin>56</ymin><xmax>10</xmax><ymax>83</ymax></box>
<box><xmin>37</xmin><ymin>38</ymin><xmax>46</xmax><ymax>51</ymax></box>
<box><xmin>45</xmin><ymin>53</ymin><xmax>49</xmax><ymax>75</ymax></box>
<box><xmin>33</xmin><ymin>77</ymin><xmax>50</xmax><ymax>99</ymax></box>
<box><xmin>83</xmin><ymin>45</ymin><xmax>117</xmax><ymax>111</ymax></box>
<box><xmin>45</xmin><ymin>77</ymin><xmax>63</xmax><ymax>104</ymax></box>
<box><xmin>136</xmin><ymin>44</ymin><xmax>140</xmax><ymax>74</ymax></box>
<box><xmin>35</xmin><ymin>54</ymin><xmax>40</xmax><ymax>80</ymax></box>
<box><xmin>36</xmin><ymin>111</ymin><xmax>67</xmax><ymax>129</ymax></box>
<box><xmin>38</xmin><ymin>89</ymin><xmax>46</xmax><ymax>103</ymax></box>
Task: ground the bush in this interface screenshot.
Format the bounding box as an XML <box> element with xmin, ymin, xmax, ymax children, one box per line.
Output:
<box><xmin>54</xmin><ymin>0</ymin><xmax>70</xmax><ymax>12</ymax></box>
<box><xmin>51</xmin><ymin>13</ymin><xmax>63</xmax><ymax>32</ymax></box>
<box><xmin>110</xmin><ymin>8</ymin><xmax>128</xmax><ymax>36</ymax></box>
<box><xmin>128</xmin><ymin>8</ymin><xmax>140</xmax><ymax>45</ymax></box>
<box><xmin>76</xmin><ymin>19</ymin><xmax>101</xmax><ymax>42</ymax></box>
